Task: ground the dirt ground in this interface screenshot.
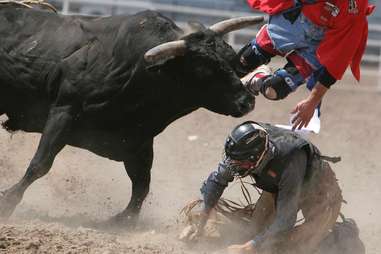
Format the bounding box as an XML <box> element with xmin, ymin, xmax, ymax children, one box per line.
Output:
<box><xmin>0</xmin><ymin>73</ymin><xmax>380</xmax><ymax>253</ymax></box>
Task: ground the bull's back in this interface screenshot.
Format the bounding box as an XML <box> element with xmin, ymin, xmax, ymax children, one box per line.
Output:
<box><xmin>0</xmin><ymin>8</ymin><xmax>181</xmax><ymax>90</ymax></box>
<box><xmin>0</xmin><ymin>8</ymin><xmax>183</xmax><ymax>133</ymax></box>
<box><xmin>0</xmin><ymin>8</ymin><xmax>91</xmax><ymax>89</ymax></box>
<box><xmin>0</xmin><ymin>7</ymin><xmax>99</xmax><ymax>58</ymax></box>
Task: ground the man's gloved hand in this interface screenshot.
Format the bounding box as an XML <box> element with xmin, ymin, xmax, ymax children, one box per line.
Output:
<box><xmin>241</xmin><ymin>72</ymin><xmax>260</xmax><ymax>96</ymax></box>
<box><xmin>179</xmin><ymin>224</ymin><xmax>201</xmax><ymax>242</ymax></box>
<box><xmin>228</xmin><ymin>240</ymin><xmax>257</xmax><ymax>254</ymax></box>
<box><xmin>241</xmin><ymin>65</ymin><xmax>271</xmax><ymax>97</ymax></box>
<box><xmin>179</xmin><ymin>209</ymin><xmax>210</xmax><ymax>242</ymax></box>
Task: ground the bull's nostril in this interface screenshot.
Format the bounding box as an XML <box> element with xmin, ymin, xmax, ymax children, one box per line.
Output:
<box><xmin>234</xmin><ymin>94</ymin><xmax>255</xmax><ymax>116</ymax></box>
<box><xmin>238</xmin><ymin>101</ymin><xmax>254</xmax><ymax>114</ymax></box>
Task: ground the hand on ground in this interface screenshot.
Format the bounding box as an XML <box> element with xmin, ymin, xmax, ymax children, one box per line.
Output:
<box><xmin>228</xmin><ymin>241</ymin><xmax>256</xmax><ymax>254</ymax></box>
<box><xmin>179</xmin><ymin>210</ymin><xmax>209</xmax><ymax>242</ymax></box>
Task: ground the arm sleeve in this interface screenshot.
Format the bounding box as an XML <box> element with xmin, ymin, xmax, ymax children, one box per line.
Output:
<box><xmin>201</xmin><ymin>162</ymin><xmax>235</xmax><ymax>212</ymax></box>
<box><xmin>253</xmin><ymin>150</ymin><xmax>307</xmax><ymax>248</ymax></box>
<box><xmin>317</xmin><ymin>67</ymin><xmax>337</xmax><ymax>88</ymax></box>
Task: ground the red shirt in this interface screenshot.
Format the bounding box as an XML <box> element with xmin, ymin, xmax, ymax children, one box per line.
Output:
<box><xmin>247</xmin><ymin>0</ymin><xmax>375</xmax><ymax>80</ymax></box>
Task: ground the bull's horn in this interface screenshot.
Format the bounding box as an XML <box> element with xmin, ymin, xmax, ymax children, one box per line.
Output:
<box><xmin>209</xmin><ymin>16</ymin><xmax>264</xmax><ymax>35</ymax></box>
<box><xmin>144</xmin><ymin>40</ymin><xmax>187</xmax><ymax>63</ymax></box>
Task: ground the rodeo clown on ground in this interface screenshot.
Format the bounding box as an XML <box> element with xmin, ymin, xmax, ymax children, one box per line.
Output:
<box><xmin>180</xmin><ymin>121</ymin><xmax>365</xmax><ymax>254</ymax></box>
<box><xmin>236</xmin><ymin>0</ymin><xmax>375</xmax><ymax>130</ymax></box>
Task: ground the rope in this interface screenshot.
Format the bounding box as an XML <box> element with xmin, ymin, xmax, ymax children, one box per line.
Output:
<box><xmin>181</xmin><ymin>177</ymin><xmax>260</xmax><ymax>224</ymax></box>
<box><xmin>0</xmin><ymin>0</ymin><xmax>57</xmax><ymax>13</ymax></box>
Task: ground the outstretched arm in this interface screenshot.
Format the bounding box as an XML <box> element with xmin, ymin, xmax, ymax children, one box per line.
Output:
<box><xmin>179</xmin><ymin>162</ymin><xmax>235</xmax><ymax>241</ymax></box>
<box><xmin>291</xmin><ymin>83</ymin><xmax>327</xmax><ymax>130</ymax></box>
<box><xmin>291</xmin><ymin>66</ymin><xmax>336</xmax><ymax>130</ymax></box>
<box><xmin>201</xmin><ymin>161</ymin><xmax>235</xmax><ymax>213</ymax></box>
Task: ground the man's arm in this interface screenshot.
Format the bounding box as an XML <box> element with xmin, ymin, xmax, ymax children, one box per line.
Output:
<box><xmin>180</xmin><ymin>162</ymin><xmax>235</xmax><ymax>242</ymax></box>
<box><xmin>201</xmin><ymin>161</ymin><xmax>235</xmax><ymax>213</ymax></box>
<box><xmin>291</xmin><ymin>66</ymin><xmax>336</xmax><ymax>130</ymax></box>
<box><xmin>291</xmin><ymin>83</ymin><xmax>327</xmax><ymax>130</ymax></box>
<box><xmin>252</xmin><ymin>150</ymin><xmax>307</xmax><ymax>250</ymax></box>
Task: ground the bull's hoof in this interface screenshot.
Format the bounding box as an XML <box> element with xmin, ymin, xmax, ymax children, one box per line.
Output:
<box><xmin>0</xmin><ymin>189</ymin><xmax>22</xmax><ymax>219</ymax></box>
<box><xmin>111</xmin><ymin>211</ymin><xmax>138</xmax><ymax>225</ymax></box>
<box><xmin>85</xmin><ymin>212</ymin><xmax>138</xmax><ymax>231</ymax></box>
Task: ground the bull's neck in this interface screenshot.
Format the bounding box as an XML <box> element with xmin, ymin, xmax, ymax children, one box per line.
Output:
<box><xmin>124</xmin><ymin>72</ymin><xmax>201</xmax><ymax>137</ymax></box>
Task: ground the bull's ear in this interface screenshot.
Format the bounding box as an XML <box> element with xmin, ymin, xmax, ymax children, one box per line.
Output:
<box><xmin>180</xmin><ymin>21</ymin><xmax>206</xmax><ymax>37</ymax></box>
<box><xmin>187</xmin><ymin>21</ymin><xmax>206</xmax><ymax>32</ymax></box>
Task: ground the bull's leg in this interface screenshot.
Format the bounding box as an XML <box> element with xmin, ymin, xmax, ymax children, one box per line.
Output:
<box><xmin>0</xmin><ymin>105</ymin><xmax>75</xmax><ymax>218</ymax></box>
<box><xmin>109</xmin><ymin>140</ymin><xmax>154</xmax><ymax>226</ymax></box>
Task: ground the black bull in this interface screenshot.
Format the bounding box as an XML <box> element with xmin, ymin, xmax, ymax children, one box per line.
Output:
<box><xmin>0</xmin><ymin>6</ymin><xmax>263</xmax><ymax>224</ymax></box>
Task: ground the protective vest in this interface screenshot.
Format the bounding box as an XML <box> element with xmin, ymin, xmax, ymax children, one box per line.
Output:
<box><xmin>252</xmin><ymin>123</ymin><xmax>319</xmax><ymax>193</ymax></box>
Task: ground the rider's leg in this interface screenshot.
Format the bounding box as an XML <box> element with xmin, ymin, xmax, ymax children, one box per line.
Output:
<box><xmin>237</xmin><ymin>25</ymin><xmax>280</xmax><ymax>75</ymax></box>
<box><xmin>280</xmin><ymin>162</ymin><xmax>343</xmax><ymax>254</ymax></box>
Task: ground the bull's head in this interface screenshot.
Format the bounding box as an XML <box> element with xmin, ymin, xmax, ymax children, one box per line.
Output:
<box><xmin>144</xmin><ymin>16</ymin><xmax>264</xmax><ymax>117</ymax></box>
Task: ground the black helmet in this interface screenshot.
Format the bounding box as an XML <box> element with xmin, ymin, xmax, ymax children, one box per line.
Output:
<box><xmin>224</xmin><ymin>121</ymin><xmax>268</xmax><ymax>162</ymax></box>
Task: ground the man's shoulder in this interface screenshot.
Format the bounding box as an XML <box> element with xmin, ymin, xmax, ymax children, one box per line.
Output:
<box><xmin>334</xmin><ymin>0</ymin><xmax>370</xmax><ymax>23</ymax></box>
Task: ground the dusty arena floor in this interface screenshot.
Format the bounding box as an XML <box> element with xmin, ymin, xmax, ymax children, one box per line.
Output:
<box><xmin>0</xmin><ymin>74</ymin><xmax>380</xmax><ymax>253</ymax></box>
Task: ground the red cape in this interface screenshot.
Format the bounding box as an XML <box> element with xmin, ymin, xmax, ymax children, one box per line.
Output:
<box><xmin>247</xmin><ymin>0</ymin><xmax>375</xmax><ymax>80</ymax></box>
<box><xmin>247</xmin><ymin>0</ymin><xmax>294</xmax><ymax>15</ymax></box>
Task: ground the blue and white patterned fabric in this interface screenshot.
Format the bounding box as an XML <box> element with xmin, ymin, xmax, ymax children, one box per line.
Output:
<box><xmin>267</xmin><ymin>12</ymin><xmax>326</xmax><ymax>72</ymax></box>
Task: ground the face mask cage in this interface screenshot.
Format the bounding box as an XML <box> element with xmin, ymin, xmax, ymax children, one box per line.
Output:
<box><xmin>222</xmin><ymin>152</ymin><xmax>248</xmax><ymax>177</ymax></box>
<box><xmin>222</xmin><ymin>130</ymin><xmax>269</xmax><ymax>177</ymax></box>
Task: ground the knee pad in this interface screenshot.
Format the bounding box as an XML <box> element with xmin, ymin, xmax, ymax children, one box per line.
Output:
<box><xmin>239</xmin><ymin>41</ymin><xmax>272</xmax><ymax>72</ymax></box>
<box><xmin>260</xmin><ymin>67</ymin><xmax>305</xmax><ymax>100</ymax></box>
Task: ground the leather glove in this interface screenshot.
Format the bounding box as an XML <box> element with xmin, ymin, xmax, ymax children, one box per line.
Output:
<box><xmin>179</xmin><ymin>210</ymin><xmax>209</xmax><ymax>242</ymax></box>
